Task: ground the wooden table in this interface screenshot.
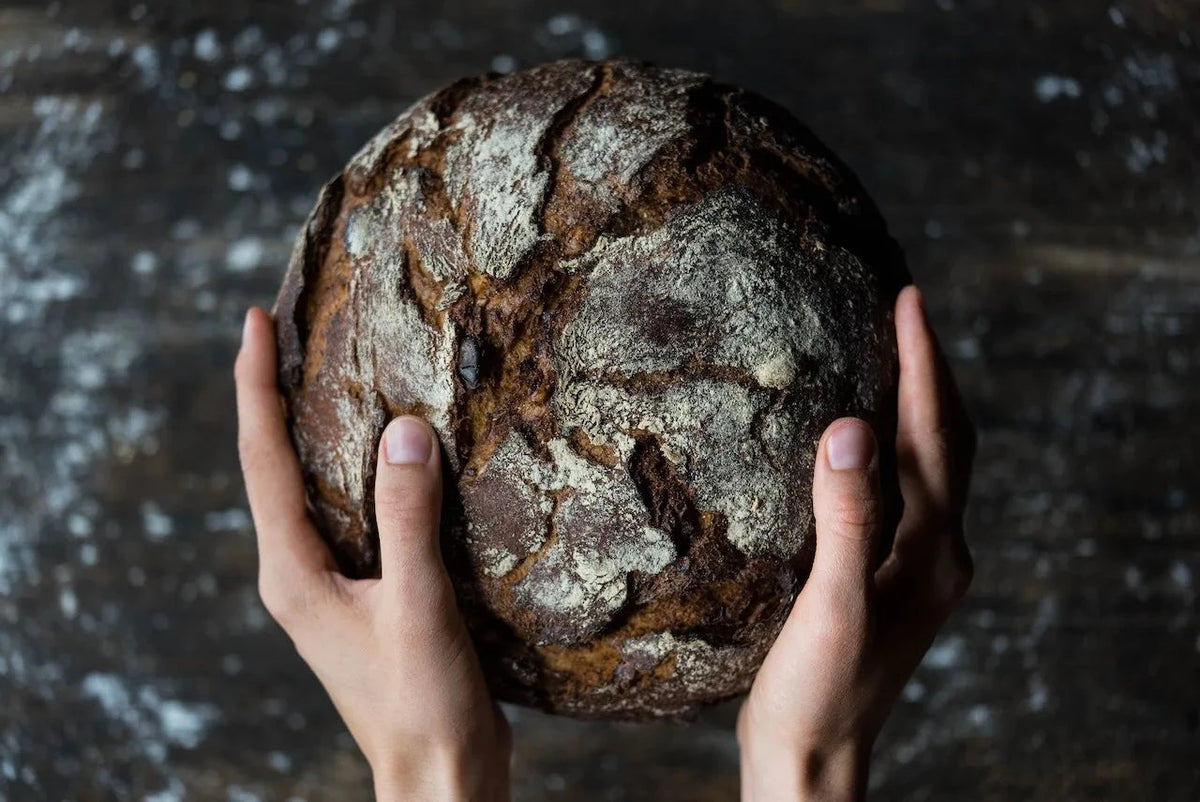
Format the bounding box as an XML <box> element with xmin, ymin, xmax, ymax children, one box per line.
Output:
<box><xmin>1</xmin><ymin>1</ymin><xmax>1197</xmax><ymax>799</ymax></box>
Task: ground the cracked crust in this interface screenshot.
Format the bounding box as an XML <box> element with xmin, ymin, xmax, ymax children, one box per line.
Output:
<box><xmin>273</xmin><ymin>58</ymin><xmax>909</xmax><ymax>719</ymax></box>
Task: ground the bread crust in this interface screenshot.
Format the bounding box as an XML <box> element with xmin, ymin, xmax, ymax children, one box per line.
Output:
<box><xmin>274</xmin><ymin>59</ymin><xmax>908</xmax><ymax>719</ymax></box>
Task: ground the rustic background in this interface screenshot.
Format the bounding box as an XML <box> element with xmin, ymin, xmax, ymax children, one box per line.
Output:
<box><xmin>1</xmin><ymin>0</ymin><xmax>1198</xmax><ymax>799</ymax></box>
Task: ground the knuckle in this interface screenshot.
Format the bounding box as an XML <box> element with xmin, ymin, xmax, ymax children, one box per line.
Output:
<box><xmin>375</xmin><ymin>493</ymin><xmax>438</xmax><ymax>531</ymax></box>
<box><xmin>258</xmin><ymin>573</ymin><xmax>306</xmax><ymax>627</ymax></box>
<box><xmin>830</xmin><ymin>494</ymin><xmax>881</xmax><ymax>534</ymax></box>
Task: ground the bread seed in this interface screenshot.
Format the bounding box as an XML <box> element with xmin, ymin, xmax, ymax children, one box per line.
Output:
<box><xmin>458</xmin><ymin>334</ymin><xmax>481</xmax><ymax>390</ymax></box>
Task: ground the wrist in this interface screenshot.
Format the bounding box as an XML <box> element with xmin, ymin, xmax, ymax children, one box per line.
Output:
<box><xmin>741</xmin><ymin>738</ymin><xmax>870</xmax><ymax>802</ymax></box>
<box><xmin>370</xmin><ymin>745</ymin><xmax>510</xmax><ymax>802</ymax></box>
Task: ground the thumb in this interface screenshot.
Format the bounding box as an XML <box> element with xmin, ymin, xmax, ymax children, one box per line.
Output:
<box><xmin>809</xmin><ymin>417</ymin><xmax>881</xmax><ymax>625</ymax></box>
<box><xmin>374</xmin><ymin>415</ymin><xmax>447</xmax><ymax>590</ymax></box>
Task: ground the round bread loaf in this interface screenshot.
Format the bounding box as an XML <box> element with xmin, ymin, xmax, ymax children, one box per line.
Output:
<box><xmin>274</xmin><ymin>59</ymin><xmax>908</xmax><ymax>719</ymax></box>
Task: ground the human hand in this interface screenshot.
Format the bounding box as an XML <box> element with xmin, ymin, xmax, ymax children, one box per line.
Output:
<box><xmin>737</xmin><ymin>286</ymin><xmax>977</xmax><ymax>802</ymax></box>
<box><xmin>234</xmin><ymin>307</ymin><xmax>511</xmax><ymax>801</ymax></box>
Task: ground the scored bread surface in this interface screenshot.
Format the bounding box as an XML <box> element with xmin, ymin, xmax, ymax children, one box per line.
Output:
<box><xmin>274</xmin><ymin>59</ymin><xmax>909</xmax><ymax>719</ymax></box>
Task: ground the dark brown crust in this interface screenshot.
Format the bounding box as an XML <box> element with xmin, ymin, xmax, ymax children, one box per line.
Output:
<box><xmin>274</xmin><ymin>174</ymin><xmax>344</xmax><ymax>391</ymax></box>
<box><xmin>274</xmin><ymin>58</ymin><xmax>909</xmax><ymax>719</ymax></box>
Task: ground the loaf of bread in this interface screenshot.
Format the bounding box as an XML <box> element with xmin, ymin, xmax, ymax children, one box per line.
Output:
<box><xmin>274</xmin><ymin>59</ymin><xmax>908</xmax><ymax>719</ymax></box>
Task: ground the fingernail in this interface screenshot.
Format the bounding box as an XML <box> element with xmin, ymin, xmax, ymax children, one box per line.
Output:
<box><xmin>827</xmin><ymin>421</ymin><xmax>875</xmax><ymax>471</ymax></box>
<box><xmin>385</xmin><ymin>417</ymin><xmax>432</xmax><ymax>465</ymax></box>
<box><xmin>242</xmin><ymin>309</ymin><xmax>253</xmax><ymax>345</ymax></box>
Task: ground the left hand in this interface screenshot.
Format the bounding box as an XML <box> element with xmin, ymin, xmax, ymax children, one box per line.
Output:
<box><xmin>234</xmin><ymin>306</ymin><xmax>511</xmax><ymax>801</ymax></box>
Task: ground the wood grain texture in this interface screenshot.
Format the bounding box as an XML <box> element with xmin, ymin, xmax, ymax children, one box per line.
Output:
<box><xmin>0</xmin><ymin>0</ymin><xmax>1196</xmax><ymax>799</ymax></box>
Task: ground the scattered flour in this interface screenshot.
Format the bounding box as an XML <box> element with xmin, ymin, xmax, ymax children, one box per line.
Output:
<box><xmin>81</xmin><ymin>673</ymin><xmax>219</xmax><ymax>761</ymax></box>
<box><xmin>490</xmin><ymin>54</ymin><xmax>517</xmax><ymax>74</ymax></box>
<box><xmin>226</xmin><ymin>237</ymin><xmax>264</xmax><ymax>271</ymax></box>
<box><xmin>59</xmin><ymin>587</ymin><xmax>78</xmax><ymax>619</ymax></box>
<box><xmin>316</xmin><ymin>28</ymin><xmax>342</xmax><ymax>52</ymax></box>
<box><xmin>227</xmin><ymin>164</ymin><xmax>253</xmax><ymax>191</ymax></box>
<box><xmin>0</xmin><ymin>81</ymin><xmax>202</xmax><ymax>795</ymax></box>
<box><xmin>130</xmin><ymin>43</ymin><xmax>159</xmax><ymax>88</ymax></box>
<box><xmin>1034</xmin><ymin>75</ymin><xmax>1082</xmax><ymax>102</ymax></box>
<box><xmin>193</xmin><ymin>30</ymin><xmax>221</xmax><ymax>62</ymax></box>
<box><xmin>1169</xmin><ymin>561</ymin><xmax>1193</xmax><ymax>592</ymax></box>
<box><xmin>204</xmin><ymin>509</ymin><xmax>252</xmax><ymax>532</ymax></box>
<box><xmin>222</xmin><ymin>66</ymin><xmax>253</xmax><ymax>92</ymax></box>
<box><xmin>131</xmin><ymin>251</ymin><xmax>157</xmax><ymax>275</ymax></box>
<box><xmin>1125</xmin><ymin>130</ymin><xmax>1168</xmax><ymax>174</ymax></box>
<box><xmin>144</xmin><ymin>778</ymin><xmax>185</xmax><ymax>802</ymax></box>
<box><xmin>1028</xmin><ymin>675</ymin><xmax>1049</xmax><ymax>712</ymax></box>
<box><xmin>540</xmin><ymin>13</ymin><xmax>615</xmax><ymax>60</ymax></box>
<box><xmin>546</xmin><ymin>14</ymin><xmax>582</xmax><ymax>35</ymax></box>
<box><xmin>922</xmin><ymin>634</ymin><xmax>966</xmax><ymax>669</ymax></box>
<box><xmin>581</xmin><ymin>30</ymin><xmax>610</xmax><ymax>59</ymax></box>
<box><xmin>0</xmin><ymin>95</ymin><xmax>121</xmax><ymax>600</ymax></box>
<box><xmin>141</xmin><ymin>501</ymin><xmax>174</xmax><ymax>540</ymax></box>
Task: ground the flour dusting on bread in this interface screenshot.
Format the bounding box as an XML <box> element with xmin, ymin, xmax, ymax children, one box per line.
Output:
<box><xmin>274</xmin><ymin>58</ymin><xmax>907</xmax><ymax>719</ymax></box>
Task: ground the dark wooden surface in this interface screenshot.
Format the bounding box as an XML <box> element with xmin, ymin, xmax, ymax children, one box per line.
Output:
<box><xmin>2</xmin><ymin>1</ymin><xmax>1198</xmax><ymax>799</ymax></box>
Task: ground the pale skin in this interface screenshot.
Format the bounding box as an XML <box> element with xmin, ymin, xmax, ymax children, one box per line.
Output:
<box><xmin>234</xmin><ymin>285</ymin><xmax>975</xmax><ymax>801</ymax></box>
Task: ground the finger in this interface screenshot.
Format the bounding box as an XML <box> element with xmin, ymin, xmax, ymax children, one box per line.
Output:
<box><xmin>879</xmin><ymin>287</ymin><xmax>975</xmax><ymax>606</ymax></box>
<box><xmin>894</xmin><ymin>285</ymin><xmax>957</xmax><ymax>521</ymax></box>
<box><xmin>235</xmin><ymin>308</ymin><xmax>337</xmax><ymax>585</ymax></box>
<box><xmin>871</xmin><ymin>530</ymin><xmax>973</xmax><ymax>696</ymax></box>
<box><xmin>808</xmin><ymin>417</ymin><xmax>882</xmax><ymax>626</ymax></box>
<box><xmin>372</xmin><ymin>415</ymin><xmax>452</xmax><ymax>602</ymax></box>
<box><xmin>874</xmin><ymin>532</ymin><xmax>970</xmax><ymax>643</ymax></box>
<box><xmin>917</xmin><ymin>288</ymin><xmax>978</xmax><ymax>505</ymax></box>
<box><xmin>872</xmin><ymin>536</ymin><xmax>973</xmax><ymax>672</ymax></box>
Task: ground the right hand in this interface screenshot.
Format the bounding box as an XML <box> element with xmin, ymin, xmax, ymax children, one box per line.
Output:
<box><xmin>737</xmin><ymin>285</ymin><xmax>977</xmax><ymax>801</ymax></box>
